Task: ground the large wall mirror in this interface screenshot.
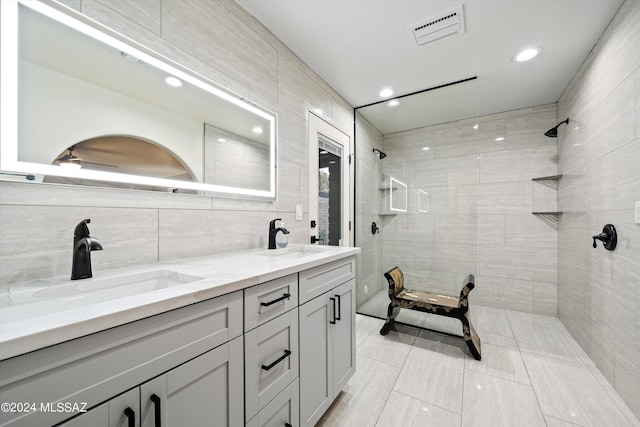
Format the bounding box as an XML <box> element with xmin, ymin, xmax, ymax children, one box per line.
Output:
<box><xmin>0</xmin><ymin>0</ymin><xmax>277</xmax><ymax>198</ymax></box>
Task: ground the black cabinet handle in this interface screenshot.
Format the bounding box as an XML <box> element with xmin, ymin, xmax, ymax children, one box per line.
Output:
<box><xmin>260</xmin><ymin>293</ymin><xmax>291</xmax><ymax>307</ymax></box>
<box><xmin>329</xmin><ymin>297</ymin><xmax>336</xmax><ymax>324</ymax></box>
<box><xmin>285</xmin><ymin>423</ymin><xmax>293</xmax><ymax>427</ymax></box>
<box><xmin>150</xmin><ymin>394</ymin><xmax>162</xmax><ymax>427</ymax></box>
<box><xmin>124</xmin><ymin>407</ymin><xmax>135</xmax><ymax>427</ymax></box>
<box><xmin>335</xmin><ymin>294</ymin><xmax>341</xmax><ymax>321</ymax></box>
<box><xmin>261</xmin><ymin>349</ymin><xmax>292</xmax><ymax>371</ymax></box>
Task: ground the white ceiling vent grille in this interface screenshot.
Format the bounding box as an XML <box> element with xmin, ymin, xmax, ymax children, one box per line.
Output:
<box><xmin>409</xmin><ymin>5</ymin><xmax>465</xmax><ymax>47</ymax></box>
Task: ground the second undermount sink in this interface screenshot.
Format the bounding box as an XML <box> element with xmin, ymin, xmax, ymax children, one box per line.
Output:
<box><xmin>0</xmin><ymin>270</ymin><xmax>203</xmax><ymax>323</ymax></box>
<box><xmin>258</xmin><ymin>246</ymin><xmax>329</xmax><ymax>258</ymax></box>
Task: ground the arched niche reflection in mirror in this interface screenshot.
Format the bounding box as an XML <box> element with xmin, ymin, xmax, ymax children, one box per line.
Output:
<box><xmin>45</xmin><ymin>136</ymin><xmax>197</xmax><ymax>193</ymax></box>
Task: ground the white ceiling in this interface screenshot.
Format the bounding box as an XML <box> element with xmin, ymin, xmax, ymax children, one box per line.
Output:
<box><xmin>236</xmin><ymin>0</ymin><xmax>624</xmax><ymax>130</ymax></box>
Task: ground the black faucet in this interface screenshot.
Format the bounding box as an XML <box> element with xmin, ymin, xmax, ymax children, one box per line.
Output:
<box><xmin>71</xmin><ymin>219</ymin><xmax>103</xmax><ymax>280</ymax></box>
<box><xmin>268</xmin><ymin>218</ymin><xmax>290</xmax><ymax>249</ymax></box>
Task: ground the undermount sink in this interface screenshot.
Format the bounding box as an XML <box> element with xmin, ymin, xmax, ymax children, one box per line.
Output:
<box><xmin>258</xmin><ymin>246</ymin><xmax>329</xmax><ymax>258</ymax></box>
<box><xmin>0</xmin><ymin>270</ymin><xmax>203</xmax><ymax>323</ymax></box>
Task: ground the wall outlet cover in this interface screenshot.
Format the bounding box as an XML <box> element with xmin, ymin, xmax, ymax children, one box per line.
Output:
<box><xmin>296</xmin><ymin>204</ymin><xmax>303</xmax><ymax>221</ymax></box>
<box><xmin>635</xmin><ymin>201</ymin><xmax>640</xmax><ymax>224</ymax></box>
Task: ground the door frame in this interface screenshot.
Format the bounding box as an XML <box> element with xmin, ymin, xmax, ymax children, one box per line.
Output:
<box><xmin>307</xmin><ymin>112</ymin><xmax>353</xmax><ymax>247</ymax></box>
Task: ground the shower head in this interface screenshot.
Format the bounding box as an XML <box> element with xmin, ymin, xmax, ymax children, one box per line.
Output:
<box><xmin>373</xmin><ymin>148</ymin><xmax>387</xmax><ymax>159</ymax></box>
<box><xmin>544</xmin><ymin>118</ymin><xmax>570</xmax><ymax>138</ymax></box>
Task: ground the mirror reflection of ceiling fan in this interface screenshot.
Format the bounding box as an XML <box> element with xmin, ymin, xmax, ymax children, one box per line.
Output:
<box><xmin>56</xmin><ymin>146</ymin><xmax>118</xmax><ymax>169</ymax></box>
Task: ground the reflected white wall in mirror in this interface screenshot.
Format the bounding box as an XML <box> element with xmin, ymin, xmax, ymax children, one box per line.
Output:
<box><xmin>389</xmin><ymin>176</ymin><xmax>407</xmax><ymax>213</ymax></box>
<box><xmin>0</xmin><ymin>0</ymin><xmax>277</xmax><ymax>198</ymax></box>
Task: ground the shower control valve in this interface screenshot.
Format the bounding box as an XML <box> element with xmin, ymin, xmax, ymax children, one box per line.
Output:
<box><xmin>592</xmin><ymin>224</ymin><xmax>617</xmax><ymax>251</ymax></box>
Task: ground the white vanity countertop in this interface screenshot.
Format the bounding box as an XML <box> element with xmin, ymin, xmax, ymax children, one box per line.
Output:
<box><xmin>0</xmin><ymin>245</ymin><xmax>360</xmax><ymax>360</ymax></box>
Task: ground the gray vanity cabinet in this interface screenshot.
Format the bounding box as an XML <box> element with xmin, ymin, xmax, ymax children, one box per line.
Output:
<box><xmin>57</xmin><ymin>389</ymin><xmax>137</xmax><ymax>427</ymax></box>
<box><xmin>298</xmin><ymin>257</ymin><xmax>356</xmax><ymax>427</ymax></box>
<box><xmin>140</xmin><ymin>337</ymin><xmax>244</xmax><ymax>427</ymax></box>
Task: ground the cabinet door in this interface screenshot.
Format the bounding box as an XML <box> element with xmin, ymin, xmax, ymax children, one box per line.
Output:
<box><xmin>60</xmin><ymin>388</ymin><xmax>139</xmax><ymax>427</ymax></box>
<box><xmin>332</xmin><ymin>279</ymin><xmax>356</xmax><ymax>395</ymax></box>
<box><xmin>57</xmin><ymin>402</ymin><xmax>109</xmax><ymax>427</ymax></box>
<box><xmin>298</xmin><ymin>293</ymin><xmax>332</xmax><ymax>427</ymax></box>
<box><xmin>140</xmin><ymin>337</ymin><xmax>243</xmax><ymax>427</ymax></box>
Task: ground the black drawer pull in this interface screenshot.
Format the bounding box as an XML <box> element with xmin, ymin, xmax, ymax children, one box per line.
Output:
<box><xmin>262</xmin><ymin>349</ymin><xmax>292</xmax><ymax>371</ymax></box>
<box><xmin>330</xmin><ymin>297</ymin><xmax>336</xmax><ymax>324</ymax></box>
<box><xmin>150</xmin><ymin>394</ymin><xmax>162</xmax><ymax>427</ymax></box>
<box><xmin>285</xmin><ymin>423</ymin><xmax>293</xmax><ymax>427</ymax></box>
<box><xmin>124</xmin><ymin>407</ymin><xmax>135</xmax><ymax>427</ymax></box>
<box><xmin>261</xmin><ymin>293</ymin><xmax>291</xmax><ymax>307</ymax></box>
<box><xmin>335</xmin><ymin>294</ymin><xmax>341</xmax><ymax>321</ymax></box>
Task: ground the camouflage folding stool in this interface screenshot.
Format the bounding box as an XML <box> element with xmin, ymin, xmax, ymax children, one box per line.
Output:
<box><xmin>380</xmin><ymin>266</ymin><xmax>481</xmax><ymax>360</ymax></box>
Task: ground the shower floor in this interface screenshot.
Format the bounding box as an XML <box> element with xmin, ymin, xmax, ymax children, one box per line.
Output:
<box><xmin>316</xmin><ymin>290</ymin><xmax>640</xmax><ymax>426</ymax></box>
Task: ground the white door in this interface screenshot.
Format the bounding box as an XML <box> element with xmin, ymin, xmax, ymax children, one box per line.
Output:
<box><xmin>308</xmin><ymin>112</ymin><xmax>352</xmax><ymax>246</ymax></box>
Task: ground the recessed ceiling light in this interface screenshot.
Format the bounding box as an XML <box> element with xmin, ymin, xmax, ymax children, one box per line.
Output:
<box><xmin>495</xmin><ymin>137</ymin><xmax>505</xmax><ymax>141</ymax></box>
<box><xmin>165</xmin><ymin>76</ymin><xmax>182</xmax><ymax>87</ymax></box>
<box><xmin>473</xmin><ymin>124</ymin><xmax>479</xmax><ymax>130</ymax></box>
<box><xmin>422</xmin><ymin>146</ymin><xmax>430</xmax><ymax>151</ymax></box>
<box><xmin>379</xmin><ymin>88</ymin><xmax>394</xmax><ymax>98</ymax></box>
<box><xmin>252</xmin><ymin>126</ymin><xmax>263</xmax><ymax>134</ymax></box>
<box><xmin>217</xmin><ymin>138</ymin><xmax>226</xmax><ymax>143</ymax></box>
<box><xmin>387</xmin><ymin>99</ymin><xmax>400</xmax><ymax>108</ymax></box>
<box><xmin>513</xmin><ymin>47</ymin><xmax>542</xmax><ymax>62</ymax></box>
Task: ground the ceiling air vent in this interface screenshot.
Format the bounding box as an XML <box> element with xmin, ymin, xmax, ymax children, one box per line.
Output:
<box><xmin>409</xmin><ymin>5</ymin><xmax>465</xmax><ymax>47</ymax></box>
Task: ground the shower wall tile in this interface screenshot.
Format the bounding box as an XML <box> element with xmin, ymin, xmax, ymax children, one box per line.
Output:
<box><xmin>480</xmin><ymin>243</ymin><xmax>557</xmax><ymax>283</ymax></box>
<box><xmin>505</xmin><ymin>214</ymin><xmax>557</xmax><ymax>249</ymax></box>
<box><xmin>533</xmin><ymin>180</ymin><xmax>559</xmax><ymax>213</ymax></box>
<box><xmin>473</xmin><ymin>275</ymin><xmax>534</xmax><ymax>313</ymax></box>
<box><xmin>479</xmin><ymin>145</ymin><xmax>557</xmax><ymax>184</ymax></box>
<box><xmin>476</xmin><ymin>181</ymin><xmax>533</xmax><ymax>214</ymax></box>
<box><xmin>415</xmin><ymin>240</ymin><xmax>478</xmax><ymax>276</ymax></box>
<box><xmin>505</xmin><ymin>107</ymin><xmax>558</xmax><ymax>150</ymax></box>
<box><xmin>434</xmin><ymin>118</ymin><xmax>506</xmax><ymax>158</ymax></box>
<box><xmin>533</xmin><ymin>281</ymin><xmax>558</xmax><ymax>316</ymax></box>
<box><xmin>557</xmin><ymin>0</ymin><xmax>640</xmax><ymax>418</ymax></box>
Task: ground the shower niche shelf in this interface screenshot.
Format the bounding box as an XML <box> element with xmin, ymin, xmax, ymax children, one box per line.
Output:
<box><xmin>531</xmin><ymin>174</ymin><xmax>562</xmax><ymax>215</ymax></box>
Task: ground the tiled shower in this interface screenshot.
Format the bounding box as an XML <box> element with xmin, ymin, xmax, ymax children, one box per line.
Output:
<box><xmin>355</xmin><ymin>0</ymin><xmax>639</xmax><ymax>418</ymax></box>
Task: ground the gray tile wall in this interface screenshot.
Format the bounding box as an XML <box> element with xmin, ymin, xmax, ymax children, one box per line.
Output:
<box><xmin>0</xmin><ymin>0</ymin><xmax>354</xmax><ymax>284</ymax></box>
<box><xmin>380</xmin><ymin>105</ymin><xmax>559</xmax><ymax>315</ymax></box>
<box><xmin>557</xmin><ymin>0</ymin><xmax>640</xmax><ymax>418</ymax></box>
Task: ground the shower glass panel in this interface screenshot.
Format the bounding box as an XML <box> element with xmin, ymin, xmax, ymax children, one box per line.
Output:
<box><xmin>354</xmin><ymin>78</ymin><xmax>479</xmax><ymax>334</ymax></box>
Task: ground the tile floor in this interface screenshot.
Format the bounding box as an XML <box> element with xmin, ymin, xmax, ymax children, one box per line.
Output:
<box><xmin>317</xmin><ymin>301</ymin><xmax>640</xmax><ymax>427</ymax></box>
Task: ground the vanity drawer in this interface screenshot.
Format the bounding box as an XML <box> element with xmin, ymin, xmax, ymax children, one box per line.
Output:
<box><xmin>244</xmin><ymin>274</ymin><xmax>298</xmax><ymax>331</ymax></box>
<box><xmin>299</xmin><ymin>256</ymin><xmax>355</xmax><ymax>304</ymax></box>
<box><xmin>244</xmin><ymin>308</ymin><xmax>299</xmax><ymax>421</ymax></box>
<box><xmin>246</xmin><ymin>378</ymin><xmax>299</xmax><ymax>427</ymax></box>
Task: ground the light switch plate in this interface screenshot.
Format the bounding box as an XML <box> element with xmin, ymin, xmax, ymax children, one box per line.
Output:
<box><xmin>295</xmin><ymin>204</ymin><xmax>303</xmax><ymax>221</ymax></box>
<box><xmin>635</xmin><ymin>201</ymin><xmax>640</xmax><ymax>224</ymax></box>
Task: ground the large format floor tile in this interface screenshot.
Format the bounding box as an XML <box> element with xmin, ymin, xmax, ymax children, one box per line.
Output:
<box><xmin>321</xmin><ymin>309</ymin><xmax>639</xmax><ymax>426</ymax></box>
<box><xmin>522</xmin><ymin>352</ymin><xmax>634</xmax><ymax>427</ymax></box>
<box><xmin>375</xmin><ymin>391</ymin><xmax>461</xmax><ymax>427</ymax></box>
<box><xmin>461</xmin><ymin>369</ymin><xmax>546</xmax><ymax>427</ymax></box>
